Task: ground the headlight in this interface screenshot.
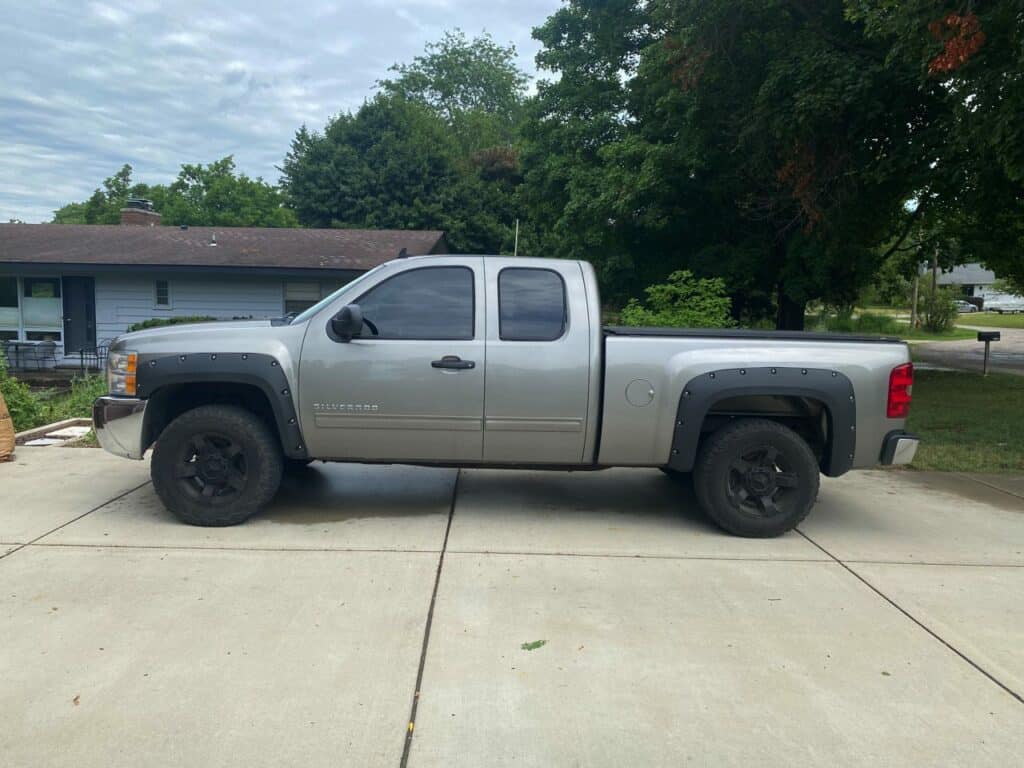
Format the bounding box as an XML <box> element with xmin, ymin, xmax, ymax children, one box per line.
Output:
<box><xmin>107</xmin><ymin>350</ymin><xmax>138</xmax><ymax>396</ymax></box>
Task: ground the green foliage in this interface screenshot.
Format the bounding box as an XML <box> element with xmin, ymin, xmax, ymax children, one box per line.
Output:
<box><xmin>619</xmin><ymin>271</ymin><xmax>734</xmax><ymax>328</ymax></box>
<box><xmin>126</xmin><ymin>316</ymin><xmax>218</xmax><ymax>332</ymax></box>
<box><xmin>848</xmin><ymin>1</ymin><xmax>1024</xmax><ymax>289</ymax></box>
<box><xmin>0</xmin><ymin>358</ymin><xmax>45</xmax><ymax>431</ymax></box>
<box><xmin>282</xmin><ymin>31</ymin><xmax>529</xmax><ymax>255</ymax></box>
<box><xmin>47</xmin><ymin>376</ymin><xmax>107</xmax><ymax>424</ymax></box>
<box><xmin>52</xmin><ymin>158</ymin><xmax>297</xmax><ymax>228</ymax></box>
<box><xmin>813</xmin><ymin>309</ymin><xmax>900</xmax><ymax>336</ymax></box>
<box><xmin>521</xmin><ymin>0</ymin><xmax>933</xmax><ymax>328</ymax></box>
<box><xmin>921</xmin><ymin>285</ymin><xmax>958</xmax><ymax>333</ymax></box>
<box><xmin>378</xmin><ymin>30</ymin><xmax>528</xmax><ymax>154</ymax></box>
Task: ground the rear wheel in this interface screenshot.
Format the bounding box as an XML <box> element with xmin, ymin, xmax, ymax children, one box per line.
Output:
<box><xmin>693</xmin><ymin>418</ymin><xmax>819</xmax><ymax>538</ymax></box>
<box><xmin>151</xmin><ymin>405</ymin><xmax>283</xmax><ymax>526</ymax></box>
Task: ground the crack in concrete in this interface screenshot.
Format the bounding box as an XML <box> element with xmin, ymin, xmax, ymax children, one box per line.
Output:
<box><xmin>400</xmin><ymin>469</ymin><xmax>459</xmax><ymax>768</ymax></box>
<box><xmin>0</xmin><ymin>481</ymin><xmax>152</xmax><ymax>563</ymax></box>
<box><xmin>797</xmin><ymin>528</ymin><xmax>1023</xmax><ymax>706</ymax></box>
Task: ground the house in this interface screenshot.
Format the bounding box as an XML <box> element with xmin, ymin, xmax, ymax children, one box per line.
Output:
<box><xmin>0</xmin><ymin>204</ymin><xmax>447</xmax><ymax>365</ymax></box>
<box><xmin>934</xmin><ymin>263</ymin><xmax>998</xmax><ymax>298</ymax></box>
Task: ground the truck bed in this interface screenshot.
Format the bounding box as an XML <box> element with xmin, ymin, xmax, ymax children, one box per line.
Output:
<box><xmin>603</xmin><ymin>326</ymin><xmax>905</xmax><ymax>344</ymax></box>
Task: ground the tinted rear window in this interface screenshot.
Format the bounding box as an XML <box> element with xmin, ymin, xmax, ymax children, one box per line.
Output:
<box><xmin>498</xmin><ymin>268</ymin><xmax>566</xmax><ymax>341</ymax></box>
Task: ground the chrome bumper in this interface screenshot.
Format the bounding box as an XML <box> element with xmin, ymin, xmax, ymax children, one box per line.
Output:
<box><xmin>93</xmin><ymin>396</ymin><xmax>148</xmax><ymax>460</ymax></box>
<box><xmin>880</xmin><ymin>430</ymin><xmax>920</xmax><ymax>466</ymax></box>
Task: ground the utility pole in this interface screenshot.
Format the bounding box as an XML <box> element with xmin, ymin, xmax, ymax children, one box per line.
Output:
<box><xmin>910</xmin><ymin>273</ymin><xmax>920</xmax><ymax>328</ymax></box>
<box><xmin>513</xmin><ymin>219</ymin><xmax>519</xmax><ymax>257</ymax></box>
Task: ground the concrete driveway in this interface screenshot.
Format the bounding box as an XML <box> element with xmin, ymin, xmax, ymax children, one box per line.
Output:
<box><xmin>1</xmin><ymin>448</ymin><xmax>1022</xmax><ymax>767</ymax></box>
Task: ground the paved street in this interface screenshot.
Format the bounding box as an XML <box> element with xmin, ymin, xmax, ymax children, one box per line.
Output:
<box><xmin>1</xmin><ymin>448</ymin><xmax>1022</xmax><ymax>767</ymax></box>
<box><xmin>914</xmin><ymin>325</ymin><xmax>1024</xmax><ymax>376</ymax></box>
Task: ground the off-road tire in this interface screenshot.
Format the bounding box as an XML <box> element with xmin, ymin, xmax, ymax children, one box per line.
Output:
<box><xmin>693</xmin><ymin>418</ymin><xmax>819</xmax><ymax>538</ymax></box>
<box><xmin>151</xmin><ymin>405</ymin><xmax>284</xmax><ymax>526</ymax></box>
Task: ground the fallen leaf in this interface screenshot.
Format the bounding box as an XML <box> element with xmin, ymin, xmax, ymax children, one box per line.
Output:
<box><xmin>72</xmin><ymin>695</ymin><xmax>80</xmax><ymax>706</ymax></box>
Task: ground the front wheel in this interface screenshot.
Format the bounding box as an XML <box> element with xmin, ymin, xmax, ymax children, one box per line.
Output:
<box><xmin>151</xmin><ymin>405</ymin><xmax>284</xmax><ymax>526</ymax></box>
<box><xmin>693</xmin><ymin>418</ymin><xmax>819</xmax><ymax>538</ymax></box>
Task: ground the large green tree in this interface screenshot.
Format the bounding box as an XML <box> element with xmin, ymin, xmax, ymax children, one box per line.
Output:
<box><xmin>52</xmin><ymin>158</ymin><xmax>297</xmax><ymax>227</ymax></box>
<box><xmin>848</xmin><ymin>1</ymin><xmax>1024</xmax><ymax>287</ymax></box>
<box><xmin>521</xmin><ymin>0</ymin><xmax>940</xmax><ymax>327</ymax></box>
<box><xmin>282</xmin><ymin>32</ymin><xmax>528</xmax><ymax>254</ymax></box>
<box><xmin>377</xmin><ymin>30</ymin><xmax>529</xmax><ymax>153</ymax></box>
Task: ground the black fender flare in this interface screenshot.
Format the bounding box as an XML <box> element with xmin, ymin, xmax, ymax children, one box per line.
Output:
<box><xmin>136</xmin><ymin>352</ymin><xmax>307</xmax><ymax>459</ymax></box>
<box><xmin>667</xmin><ymin>366</ymin><xmax>856</xmax><ymax>477</ymax></box>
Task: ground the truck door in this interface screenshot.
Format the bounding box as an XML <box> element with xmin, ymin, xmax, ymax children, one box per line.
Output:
<box><xmin>482</xmin><ymin>260</ymin><xmax>593</xmax><ymax>463</ymax></box>
<box><xmin>298</xmin><ymin>258</ymin><xmax>485</xmax><ymax>462</ymax></box>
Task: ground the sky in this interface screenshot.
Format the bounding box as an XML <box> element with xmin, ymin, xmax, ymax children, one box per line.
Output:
<box><xmin>0</xmin><ymin>0</ymin><xmax>562</xmax><ymax>223</ymax></box>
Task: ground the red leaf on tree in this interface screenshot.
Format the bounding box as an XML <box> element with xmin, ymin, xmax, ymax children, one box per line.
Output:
<box><xmin>927</xmin><ymin>12</ymin><xmax>986</xmax><ymax>74</ymax></box>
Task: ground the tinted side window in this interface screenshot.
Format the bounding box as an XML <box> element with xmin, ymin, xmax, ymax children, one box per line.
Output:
<box><xmin>357</xmin><ymin>266</ymin><xmax>474</xmax><ymax>340</ymax></box>
<box><xmin>499</xmin><ymin>268</ymin><xmax>567</xmax><ymax>341</ymax></box>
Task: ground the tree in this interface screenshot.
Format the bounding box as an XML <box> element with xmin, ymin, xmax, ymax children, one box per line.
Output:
<box><xmin>619</xmin><ymin>271</ymin><xmax>735</xmax><ymax>328</ymax></box>
<box><xmin>848</xmin><ymin>1</ymin><xmax>1024</xmax><ymax>287</ymax></box>
<box><xmin>283</xmin><ymin>32</ymin><xmax>530</xmax><ymax>254</ymax></box>
<box><xmin>522</xmin><ymin>1</ymin><xmax>943</xmax><ymax>328</ymax></box>
<box><xmin>51</xmin><ymin>159</ymin><xmax>296</xmax><ymax>227</ymax></box>
<box><xmin>377</xmin><ymin>30</ymin><xmax>528</xmax><ymax>153</ymax></box>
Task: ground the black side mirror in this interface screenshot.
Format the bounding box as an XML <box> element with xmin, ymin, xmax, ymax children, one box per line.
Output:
<box><xmin>330</xmin><ymin>304</ymin><xmax>363</xmax><ymax>342</ymax></box>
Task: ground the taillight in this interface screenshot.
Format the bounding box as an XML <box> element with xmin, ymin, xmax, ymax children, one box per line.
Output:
<box><xmin>887</xmin><ymin>362</ymin><xmax>914</xmax><ymax>419</ymax></box>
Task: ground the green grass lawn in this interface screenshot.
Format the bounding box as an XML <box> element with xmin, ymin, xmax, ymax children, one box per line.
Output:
<box><xmin>957</xmin><ymin>312</ymin><xmax>1024</xmax><ymax>329</ymax></box>
<box><xmin>907</xmin><ymin>369</ymin><xmax>1024</xmax><ymax>473</ymax></box>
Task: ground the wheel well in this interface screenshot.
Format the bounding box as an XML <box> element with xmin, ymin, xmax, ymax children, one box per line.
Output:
<box><xmin>700</xmin><ymin>395</ymin><xmax>830</xmax><ymax>469</ymax></box>
<box><xmin>142</xmin><ymin>383</ymin><xmax>281</xmax><ymax>452</ymax></box>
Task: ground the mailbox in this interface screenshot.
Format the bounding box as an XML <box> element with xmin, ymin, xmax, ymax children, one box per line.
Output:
<box><xmin>977</xmin><ymin>331</ymin><xmax>1000</xmax><ymax>375</ymax></box>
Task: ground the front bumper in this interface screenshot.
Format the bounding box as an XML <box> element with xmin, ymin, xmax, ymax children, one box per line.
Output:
<box><xmin>93</xmin><ymin>396</ymin><xmax>148</xmax><ymax>460</ymax></box>
<box><xmin>880</xmin><ymin>430</ymin><xmax>920</xmax><ymax>465</ymax></box>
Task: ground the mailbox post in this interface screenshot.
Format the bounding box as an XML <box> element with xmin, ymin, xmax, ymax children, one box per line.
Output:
<box><xmin>977</xmin><ymin>331</ymin><xmax>1000</xmax><ymax>376</ymax></box>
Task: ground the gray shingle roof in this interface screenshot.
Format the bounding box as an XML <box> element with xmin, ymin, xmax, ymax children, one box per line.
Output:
<box><xmin>0</xmin><ymin>224</ymin><xmax>447</xmax><ymax>271</ymax></box>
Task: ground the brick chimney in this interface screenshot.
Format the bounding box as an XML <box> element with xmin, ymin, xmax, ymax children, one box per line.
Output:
<box><xmin>120</xmin><ymin>198</ymin><xmax>161</xmax><ymax>226</ymax></box>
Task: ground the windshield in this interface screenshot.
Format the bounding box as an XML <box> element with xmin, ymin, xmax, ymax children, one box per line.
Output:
<box><xmin>289</xmin><ymin>264</ymin><xmax>389</xmax><ymax>325</ymax></box>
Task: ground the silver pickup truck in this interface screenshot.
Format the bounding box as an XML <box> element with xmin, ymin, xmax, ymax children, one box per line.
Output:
<box><xmin>93</xmin><ymin>255</ymin><xmax>918</xmax><ymax>537</ymax></box>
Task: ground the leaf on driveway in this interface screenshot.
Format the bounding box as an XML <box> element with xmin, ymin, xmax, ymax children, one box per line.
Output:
<box><xmin>520</xmin><ymin>640</ymin><xmax>547</xmax><ymax>651</ymax></box>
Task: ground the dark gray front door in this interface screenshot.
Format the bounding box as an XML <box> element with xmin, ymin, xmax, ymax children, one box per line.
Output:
<box><xmin>62</xmin><ymin>277</ymin><xmax>96</xmax><ymax>353</ymax></box>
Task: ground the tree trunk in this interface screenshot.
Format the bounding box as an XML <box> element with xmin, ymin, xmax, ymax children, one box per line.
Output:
<box><xmin>776</xmin><ymin>285</ymin><xmax>806</xmax><ymax>331</ymax></box>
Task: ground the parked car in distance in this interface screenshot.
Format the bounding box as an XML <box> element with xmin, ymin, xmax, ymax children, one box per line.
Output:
<box><xmin>954</xmin><ymin>299</ymin><xmax>978</xmax><ymax>313</ymax></box>
<box><xmin>93</xmin><ymin>255</ymin><xmax>919</xmax><ymax>538</ymax></box>
<box><xmin>985</xmin><ymin>294</ymin><xmax>1024</xmax><ymax>314</ymax></box>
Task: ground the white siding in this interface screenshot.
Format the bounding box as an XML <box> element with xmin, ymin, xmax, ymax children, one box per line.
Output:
<box><xmin>94</xmin><ymin>274</ymin><xmax>285</xmax><ymax>342</ymax></box>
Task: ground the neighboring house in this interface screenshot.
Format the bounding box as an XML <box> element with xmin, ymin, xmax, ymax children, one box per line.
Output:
<box><xmin>0</xmin><ymin>206</ymin><xmax>447</xmax><ymax>364</ymax></box>
<box><xmin>934</xmin><ymin>263</ymin><xmax>998</xmax><ymax>298</ymax></box>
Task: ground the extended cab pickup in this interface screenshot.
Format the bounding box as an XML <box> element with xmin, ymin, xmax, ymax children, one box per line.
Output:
<box><xmin>94</xmin><ymin>256</ymin><xmax>918</xmax><ymax>537</ymax></box>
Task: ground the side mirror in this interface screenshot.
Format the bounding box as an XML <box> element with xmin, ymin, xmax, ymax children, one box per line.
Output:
<box><xmin>330</xmin><ymin>304</ymin><xmax>363</xmax><ymax>342</ymax></box>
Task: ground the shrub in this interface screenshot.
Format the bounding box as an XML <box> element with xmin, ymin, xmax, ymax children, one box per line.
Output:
<box><xmin>43</xmin><ymin>375</ymin><xmax>106</xmax><ymax>424</ymax></box>
<box><xmin>619</xmin><ymin>271</ymin><xmax>734</xmax><ymax>328</ymax></box>
<box><xmin>921</xmin><ymin>286</ymin><xmax>958</xmax><ymax>333</ymax></box>
<box><xmin>126</xmin><ymin>316</ymin><xmax>218</xmax><ymax>332</ymax></box>
<box><xmin>847</xmin><ymin>313</ymin><xmax>901</xmax><ymax>335</ymax></box>
<box><xmin>0</xmin><ymin>357</ymin><xmax>45</xmax><ymax>431</ymax></box>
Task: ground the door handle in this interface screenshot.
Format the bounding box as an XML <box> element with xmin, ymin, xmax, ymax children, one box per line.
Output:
<box><xmin>431</xmin><ymin>355</ymin><xmax>475</xmax><ymax>370</ymax></box>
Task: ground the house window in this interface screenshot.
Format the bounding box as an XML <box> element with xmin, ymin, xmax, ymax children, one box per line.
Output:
<box><xmin>0</xmin><ymin>276</ymin><xmax>18</xmax><ymax>340</ymax></box>
<box><xmin>155</xmin><ymin>280</ymin><xmax>171</xmax><ymax>308</ymax></box>
<box><xmin>21</xmin><ymin>277</ymin><xmax>62</xmax><ymax>336</ymax></box>
<box><xmin>284</xmin><ymin>281</ymin><xmax>347</xmax><ymax>315</ymax></box>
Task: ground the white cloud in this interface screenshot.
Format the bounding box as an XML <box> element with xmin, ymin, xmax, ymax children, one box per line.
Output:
<box><xmin>0</xmin><ymin>0</ymin><xmax>561</xmax><ymax>222</ymax></box>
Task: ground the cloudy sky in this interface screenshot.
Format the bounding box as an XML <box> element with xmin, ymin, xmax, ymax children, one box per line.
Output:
<box><xmin>0</xmin><ymin>0</ymin><xmax>561</xmax><ymax>223</ymax></box>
